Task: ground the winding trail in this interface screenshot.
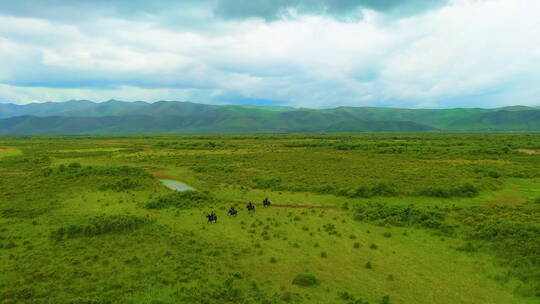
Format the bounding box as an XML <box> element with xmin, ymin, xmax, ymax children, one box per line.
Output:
<box><xmin>233</xmin><ymin>202</ymin><xmax>339</xmax><ymax>210</ymax></box>
<box><xmin>517</xmin><ymin>149</ymin><xmax>540</xmax><ymax>155</ymax></box>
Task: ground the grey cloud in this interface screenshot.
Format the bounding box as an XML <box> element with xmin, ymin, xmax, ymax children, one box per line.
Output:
<box><xmin>213</xmin><ymin>0</ymin><xmax>448</xmax><ymax>21</ymax></box>
<box><xmin>0</xmin><ymin>0</ymin><xmax>211</xmax><ymax>24</ymax></box>
<box><xmin>0</xmin><ymin>0</ymin><xmax>446</xmax><ymax>25</ymax></box>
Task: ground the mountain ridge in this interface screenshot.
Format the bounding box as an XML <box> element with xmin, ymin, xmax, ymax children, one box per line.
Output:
<box><xmin>0</xmin><ymin>100</ymin><xmax>538</xmax><ymax>134</ymax></box>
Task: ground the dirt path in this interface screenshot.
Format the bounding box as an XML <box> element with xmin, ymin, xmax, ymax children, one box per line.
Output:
<box><xmin>270</xmin><ymin>204</ymin><xmax>338</xmax><ymax>210</ymax></box>
<box><xmin>0</xmin><ymin>170</ymin><xmax>32</xmax><ymax>174</ymax></box>
<box><xmin>233</xmin><ymin>202</ymin><xmax>339</xmax><ymax>210</ymax></box>
<box><xmin>517</xmin><ymin>149</ymin><xmax>540</xmax><ymax>155</ymax></box>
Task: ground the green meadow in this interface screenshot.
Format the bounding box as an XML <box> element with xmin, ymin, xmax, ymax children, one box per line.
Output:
<box><xmin>1</xmin><ymin>133</ymin><xmax>539</xmax><ymax>304</ymax></box>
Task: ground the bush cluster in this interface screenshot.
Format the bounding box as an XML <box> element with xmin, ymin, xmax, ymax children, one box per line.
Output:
<box><xmin>252</xmin><ymin>177</ymin><xmax>283</xmax><ymax>191</ymax></box>
<box><xmin>145</xmin><ymin>191</ymin><xmax>215</xmax><ymax>209</ymax></box>
<box><xmin>420</xmin><ymin>183</ymin><xmax>479</xmax><ymax>198</ymax></box>
<box><xmin>190</xmin><ymin>165</ymin><xmax>235</xmax><ymax>173</ymax></box>
<box><xmin>338</xmin><ymin>183</ymin><xmax>398</xmax><ymax>198</ymax></box>
<box><xmin>353</xmin><ymin>203</ymin><xmax>453</xmax><ymax>233</ymax></box>
<box><xmin>292</xmin><ymin>274</ymin><xmax>319</xmax><ymax>287</ymax></box>
<box><xmin>99</xmin><ymin>178</ymin><xmax>139</xmax><ymax>192</ymax></box>
<box><xmin>51</xmin><ymin>215</ymin><xmax>152</xmax><ymax>241</ymax></box>
<box><xmin>353</xmin><ymin>202</ymin><xmax>540</xmax><ymax>296</ymax></box>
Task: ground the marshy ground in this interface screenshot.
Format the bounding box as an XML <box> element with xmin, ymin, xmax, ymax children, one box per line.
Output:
<box><xmin>0</xmin><ymin>133</ymin><xmax>539</xmax><ymax>304</ymax></box>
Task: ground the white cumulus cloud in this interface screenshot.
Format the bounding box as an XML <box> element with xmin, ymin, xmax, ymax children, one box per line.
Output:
<box><xmin>0</xmin><ymin>0</ymin><xmax>539</xmax><ymax>108</ymax></box>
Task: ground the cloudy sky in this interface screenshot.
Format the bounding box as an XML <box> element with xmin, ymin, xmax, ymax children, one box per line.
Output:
<box><xmin>0</xmin><ymin>0</ymin><xmax>539</xmax><ymax>108</ymax></box>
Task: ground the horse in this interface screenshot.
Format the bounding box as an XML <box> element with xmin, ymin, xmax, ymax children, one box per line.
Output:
<box><xmin>206</xmin><ymin>212</ymin><xmax>217</xmax><ymax>223</ymax></box>
<box><xmin>263</xmin><ymin>197</ymin><xmax>271</xmax><ymax>207</ymax></box>
<box><xmin>228</xmin><ymin>207</ymin><xmax>238</xmax><ymax>216</ymax></box>
<box><xmin>246</xmin><ymin>202</ymin><xmax>255</xmax><ymax>212</ymax></box>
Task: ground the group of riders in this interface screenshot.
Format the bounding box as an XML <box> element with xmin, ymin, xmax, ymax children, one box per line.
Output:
<box><xmin>206</xmin><ymin>197</ymin><xmax>272</xmax><ymax>223</ymax></box>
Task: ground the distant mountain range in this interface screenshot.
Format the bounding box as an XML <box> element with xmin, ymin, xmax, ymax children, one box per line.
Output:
<box><xmin>0</xmin><ymin>100</ymin><xmax>539</xmax><ymax>135</ymax></box>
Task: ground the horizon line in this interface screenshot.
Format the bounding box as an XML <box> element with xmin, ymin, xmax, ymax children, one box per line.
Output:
<box><xmin>1</xmin><ymin>99</ymin><xmax>539</xmax><ymax>111</ymax></box>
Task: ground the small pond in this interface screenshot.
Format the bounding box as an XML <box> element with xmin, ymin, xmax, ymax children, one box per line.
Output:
<box><xmin>160</xmin><ymin>179</ymin><xmax>195</xmax><ymax>191</ymax></box>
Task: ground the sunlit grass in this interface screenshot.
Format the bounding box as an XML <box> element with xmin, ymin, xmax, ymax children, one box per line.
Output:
<box><xmin>0</xmin><ymin>134</ymin><xmax>539</xmax><ymax>303</ymax></box>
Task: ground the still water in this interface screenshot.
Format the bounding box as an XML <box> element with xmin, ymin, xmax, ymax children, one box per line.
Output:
<box><xmin>160</xmin><ymin>179</ymin><xmax>195</xmax><ymax>191</ymax></box>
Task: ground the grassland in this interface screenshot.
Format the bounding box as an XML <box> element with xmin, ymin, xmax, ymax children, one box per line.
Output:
<box><xmin>0</xmin><ymin>133</ymin><xmax>539</xmax><ymax>304</ymax></box>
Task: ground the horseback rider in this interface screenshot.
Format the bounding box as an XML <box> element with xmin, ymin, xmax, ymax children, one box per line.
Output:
<box><xmin>228</xmin><ymin>207</ymin><xmax>238</xmax><ymax>216</ymax></box>
<box><xmin>206</xmin><ymin>212</ymin><xmax>217</xmax><ymax>223</ymax></box>
<box><xmin>263</xmin><ymin>197</ymin><xmax>271</xmax><ymax>207</ymax></box>
<box><xmin>247</xmin><ymin>202</ymin><xmax>255</xmax><ymax>212</ymax></box>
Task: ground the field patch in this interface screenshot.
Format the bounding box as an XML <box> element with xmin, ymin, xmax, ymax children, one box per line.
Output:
<box><xmin>0</xmin><ymin>146</ymin><xmax>22</xmax><ymax>158</ymax></box>
<box><xmin>518</xmin><ymin>148</ymin><xmax>540</xmax><ymax>154</ymax></box>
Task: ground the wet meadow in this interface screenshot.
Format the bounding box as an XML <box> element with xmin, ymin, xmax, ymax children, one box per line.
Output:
<box><xmin>0</xmin><ymin>133</ymin><xmax>539</xmax><ymax>303</ymax></box>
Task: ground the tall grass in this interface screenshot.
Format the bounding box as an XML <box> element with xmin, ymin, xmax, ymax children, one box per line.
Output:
<box><xmin>51</xmin><ymin>215</ymin><xmax>153</xmax><ymax>241</ymax></box>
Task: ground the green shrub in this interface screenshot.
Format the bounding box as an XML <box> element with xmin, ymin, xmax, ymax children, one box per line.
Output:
<box><xmin>451</xmin><ymin>183</ymin><xmax>479</xmax><ymax>197</ymax></box>
<box><xmin>338</xmin><ymin>291</ymin><xmax>354</xmax><ymax>300</ymax></box>
<box><xmin>174</xmin><ymin>272</ymin><xmax>282</xmax><ymax>303</ymax></box>
<box><xmin>50</xmin><ymin>164</ymin><xmax>151</xmax><ymax>178</ymax></box>
<box><xmin>339</xmin><ymin>183</ymin><xmax>398</xmax><ymax>198</ymax></box>
<box><xmin>350</xmin><ymin>186</ymin><xmax>371</xmax><ymax>198</ymax></box>
<box><xmin>190</xmin><ymin>165</ymin><xmax>235</xmax><ymax>173</ymax></box>
<box><xmin>419</xmin><ymin>187</ymin><xmax>450</xmax><ymax>198</ymax></box>
<box><xmin>145</xmin><ymin>191</ymin><xmax>215</xmax><ymax>209</ymax></box>
<box><xmin>323</xmin><ymin>223</ymin><xmax>337</xmax><ymax>235</ymax></box>
<box><xmin>420</xmin><ymin>183</ymin><xmax>479</xmax><ymax>198</ymax></box>
<box><xmin>349</xmin><ymin>299</ymin><xmax>368</xmax><ymax>304</ymax></box>
<box><xmin>252</xmin><ymin>177</ymin><xmax>283</xmax><ymax>190</ymax></box>
<box><xmin>68</xmin><ymin>162</ymin><xmax>81</xmax><ymax>169</ymax></box>
<box><xmin>99</xmin><ymin>178</ymin><xmax>139</xmax><ymax>192</ymax></box>
<box><xmin>334</xmin><ymin>143</ymin><xmax>360</xmax><ymax>150</ymax></box>
<box><xmin>487</xmin><ymin>171</ymin><xmax>501</xmax><ymax>178</ymax></box>
<box><xmin>51</xmin><ymin>215</ymin><xmax>152</xmax><ymax>241</ymax></box>
<box><xmin>371</xmin><ymin>183</ymin><xmax>398</xmax><ymax>197</ymax></box>
<box><xmin>456</xmin><ymin>242</ymin><xmax>477</xmax><ymax>252</ymax></box>
<box><xmin>66</xmin><ymin>299</ymin><xmax>112</xmax><ymax>304</ymax></box>
<box><xmin>292</xmin><ymin>274</ymin><xmax>320</xmax><ymax>287</ymax></box>
<box><xmin>353</xmin><ymin>203</ymin><xmax>453</xmax><ymax>234</ymax></box>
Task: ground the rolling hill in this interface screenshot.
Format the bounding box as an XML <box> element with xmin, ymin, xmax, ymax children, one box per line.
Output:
<box><xmin>0</xmin><ymin>100</ymin><xmax>95</xmax><ymax>118</ymax></box>
<box><xmin>0</xmin><ymin>100</ymin><xmax>538</xmax><ymax>134</ymax></box>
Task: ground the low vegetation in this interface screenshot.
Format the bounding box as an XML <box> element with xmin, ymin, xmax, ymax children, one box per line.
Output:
<box><xmin>145</xmin><ymin>191</ymin><xmax>215</xmax><ymax>209</ymax></box>
<box><xmin>50</xmin><ymin>214</ymin><xmax>153</xmax><ymax>241</ymax></box>
<box><xmin>0</xmin><ymin>133</ymin><xmax>539</xmax><ymax>303</ymax></box>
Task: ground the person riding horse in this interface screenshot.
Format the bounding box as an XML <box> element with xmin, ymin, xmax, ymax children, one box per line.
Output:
<box><xmin>263</xmin><ymin>197</ymin><xmax>271</xmax><ymax>207</ymax></box>
<box><xmin>206</xmin><ymin>212</ymin><xmax>217</xmax><ymax>223</ymax></box>
<box><xmin>246</xmin><ymin>202</ymin><xmax>255</xmax><ymax>212</ymax></box>
<box><xmin>228</xmin><ymin>207</ymin><xmax>238</xmax><ymax>216</ymax></box>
